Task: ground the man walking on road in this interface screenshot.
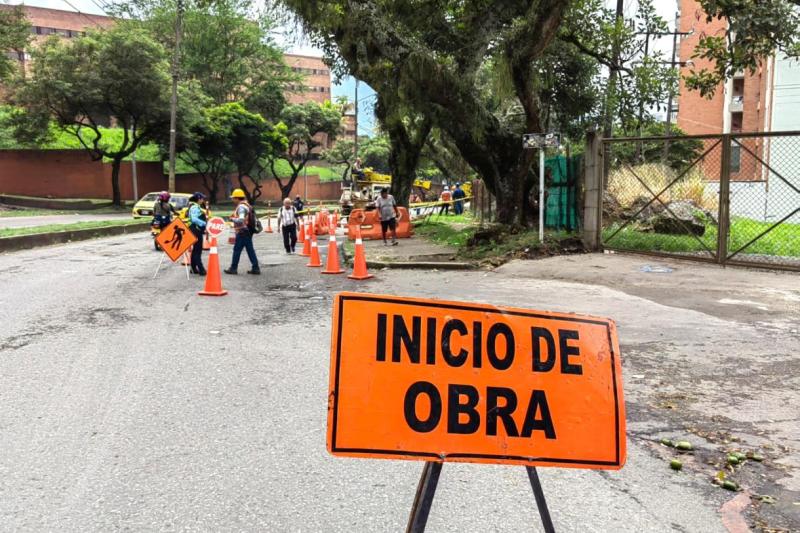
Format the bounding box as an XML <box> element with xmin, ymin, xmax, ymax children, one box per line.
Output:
<box><xmin>225</xmin><ymin>189</ymin><xmax>261</xmax><ymax>275</ymax></box>
<box><xmin>376</xmin><ymin>187</ymin><xmax>399</xmax><ymax>246</ymax></box>
<box><xmin>278</xmin><ymin>197</ymin><xmax>299</xmax><ymax>254</ymax></box>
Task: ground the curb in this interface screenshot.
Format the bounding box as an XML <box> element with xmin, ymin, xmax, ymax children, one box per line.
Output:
<box><xmin>0</xmin><ymin>222</ymin><xmax>150</xmax><ymax>253</ymax></box>
<box><xmin>366</xmin><ymin>260</ymin><xmax>476</xmax><ymax>270</ymax></box>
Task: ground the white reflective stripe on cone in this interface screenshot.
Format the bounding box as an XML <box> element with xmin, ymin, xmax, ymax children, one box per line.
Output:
<box><xmin>355</xmin><ymin>239</ymin><xmax>363</xmax><ymax>245</ymax></box>
<box><xmin>311</xmin><ymin>242</ymin><xmax>317</xmax><ymax>247</ymax></box>
<box><xmin>210</xmin><ymin>247</ymin><xmax>218</xmax><ymax>254</ymax></box>
<box><xmin>329</xmin><ymin>236</ymin><xmax>336</xmax><ymax>242</ymax></box>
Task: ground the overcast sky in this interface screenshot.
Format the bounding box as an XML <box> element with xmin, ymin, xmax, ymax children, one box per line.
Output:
<box><xmin>4</xmin><ymin>0</ymin><xmax>680</xmax><ymax>136</ymax></box>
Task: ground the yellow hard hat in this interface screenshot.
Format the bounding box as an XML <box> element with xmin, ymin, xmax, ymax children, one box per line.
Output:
<box><xmin>231</xmin><ymin>188</ymin><xmax>246</xmax><ymax>199</ymax></box>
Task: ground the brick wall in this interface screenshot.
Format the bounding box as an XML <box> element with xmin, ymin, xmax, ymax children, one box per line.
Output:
<box><xmin>0</xmin><ymin>149</ymin><xmax>344</xmax><ymax>203</ymax></box>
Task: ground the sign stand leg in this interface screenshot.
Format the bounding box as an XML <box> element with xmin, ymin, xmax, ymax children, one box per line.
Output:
<box><xmin>153</xmin><ymin>253</ymin><xmax>166</xmax><ymax>279</ymax></box>
<box><xmin>183</xmin><ymin>252</ymin><xmax>191</xmax><ymax>281</ymax></box>
<box><xmin>526</xmin><ymin>466</ymin><xmax>556</xmax><ymax>533</ymax></box>
<box><xmin>405</xmin><ymin>461</ymin><xmax>442</xmax><ymax>533</ymax></box>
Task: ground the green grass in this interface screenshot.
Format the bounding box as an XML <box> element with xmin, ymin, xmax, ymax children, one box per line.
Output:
<box><xmin>604</xmin><ymin>217</ymin><xmax>800</xmax><ymax>258</ymax></box>
<box><xmin>413</xmin><ymin>220</ymin><xmax>476</xmax><ymax>247</ymax></box>
<box><xmin>0</xmin><ymin>219</ymin><xmax>143</xmax><ymax>238</ymax></box>
<box><xmin>0</xmin><ymin>206</ymin><xmax>132</xmax><ymax>217</ymax></box>
<box><xmin>413</xmin><ymin>213</ymin><xmax>581</xmax><ymax>263</ymax></box>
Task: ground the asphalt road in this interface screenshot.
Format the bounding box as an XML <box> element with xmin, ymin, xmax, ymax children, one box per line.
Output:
<box><xmin>0</xmin><ymin>231</ymin><xmax>797</xmax><ymax>532</ymax></box>
<box><xmin>0</xmin><ymin>213</ymin><xmax>132</xmax><ymax>230</ymax></box>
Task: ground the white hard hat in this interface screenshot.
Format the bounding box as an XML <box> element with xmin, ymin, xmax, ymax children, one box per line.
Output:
<box><xmin>444</xmin><ymin>186</ymin><xmax>450</xmax><ymax>191</ymax></box>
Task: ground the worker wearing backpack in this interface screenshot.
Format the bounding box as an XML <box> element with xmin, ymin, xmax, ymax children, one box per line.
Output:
<box><xmin>224</xmin><ymin>188</ymin><xmax>261</xmax><ymax>275</ymax></box>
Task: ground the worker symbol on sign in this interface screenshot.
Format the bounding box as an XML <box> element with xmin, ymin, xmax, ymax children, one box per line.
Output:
<box><xmin>167</xmin><ymin>224</ymin><xmax>185</xmax><ymax>250</ymax></box>
<box><xmin>155</xmin><ymin>218</ymin><xmax>197</xmax><ymax>263</ymax></box>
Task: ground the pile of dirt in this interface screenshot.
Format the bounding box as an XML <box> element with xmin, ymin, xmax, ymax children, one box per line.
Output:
<box><xmin>463</xmin><ymin>224</ymin><xmax>587</xmax><ymax>267</ymax></box>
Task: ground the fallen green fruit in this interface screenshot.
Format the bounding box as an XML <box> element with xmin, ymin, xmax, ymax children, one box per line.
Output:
<box><xmin>727</xmin><ymin>455</ymin><xmax>740</xmax><ymax>465</ymax></box>
<box><xmin>670</xmin><ymin>459</ymin><xmax>683</xmax><ymax>471</ymax></box>
<box><xmin>722</xmin><ymin>480</ymin><xmax>739</xmax><ymax>491</ymax></box>
<box><xmin>676</xmin><ymin>441</ymin><xmax>693</xmax><ymax>451</ymax></box>
<box><xmin>660</xmin><ymin>438</ymin><xmax>674</xmax><ymax>447</ymax></box>
<box><xmin>750</xmin><ymin>453</ymin><xmax>764</xmax><ymax>462</ymax></box>
<box><xmin>734</xmin><ymin>452</ymin><xmax>747</xmax><ymax>461</ymax></box>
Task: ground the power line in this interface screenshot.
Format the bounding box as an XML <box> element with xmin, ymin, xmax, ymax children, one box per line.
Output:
<box><xmin>59</xmin><ymin>0</ymin><xmax>105</xmax><ymax>29</ymax></box>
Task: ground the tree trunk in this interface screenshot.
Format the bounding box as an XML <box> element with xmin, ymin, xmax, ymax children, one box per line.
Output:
<box><xmin>378</xmin><ymin>96</ymin><xmax>431</xmax><ymax>208</ymax></box>
<box><xmin>110</xmin><ymin>157</ymin><xmax>123</xmax><ymax>206</ymax></box>
<box><xmin>202</xmin><ymin>173</ymin><xmax>220</xmax><ymax>205</ymax></box>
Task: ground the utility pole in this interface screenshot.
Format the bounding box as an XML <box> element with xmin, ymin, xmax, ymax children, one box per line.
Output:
<box><xmin>131</xmin><ymin>128</ymin><xmax>138</xmax><ymax>201</ymax></box>
<box><xmin>167</xmin><ymin>0</ymin><xmax>184</xmax><ymax>193</ymax></box>
<box><xmin>601</xmin><ymin>0</ymin><xmax>625</xmax><ymax>185</ymax></box>
<box><xmin>664</xmin><ymin>11</ymin><xmax>680</xmax><ymax>137</ymax></box>
<box><xmin>354</xmin><ymin>80</ymin><xmax>359</xmax><ymax>158</ymax></box>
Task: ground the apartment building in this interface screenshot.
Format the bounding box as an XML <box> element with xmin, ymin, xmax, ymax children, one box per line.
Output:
<box><xmin>674</xmin><ymin>0</ymin><xmax>800</xmax><ymax>223</ymax></box>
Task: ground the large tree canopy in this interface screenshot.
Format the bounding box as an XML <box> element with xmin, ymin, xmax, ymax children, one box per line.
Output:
<box><xmin>0</xmin><ymin>6</ymin><xmax>30</xmax><ymax>82</ymax></box>
<box><xmin>12</xmin><ymin>26</ymin><xmax>183</xmax><ymax>205</ymax></box>
<box><xmin>287</xmin><ymin>0</ymin><xmax>800</xmax><ymax>224</ymax></box>
<box><xmin>688</xmin><ymin>0</ymin><xmax>800</xmax><ymax>96</ymax></box>
<box><xmin>268</xmin><ymin>101</ymin><xmax>342</xmax><ymax>200</ymax></box>
<box><xmin>115</xmin><ymin>0</ymin><xmax>294</xmax><ymax>117</ymax></box>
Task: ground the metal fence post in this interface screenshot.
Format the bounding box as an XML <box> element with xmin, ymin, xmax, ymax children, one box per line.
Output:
<box><xmin>717</xmin><ymin>134</ymin><xmax>732</xmax><ymax>264</ymax></box>
<box><xmin>582</xmin><ymin>130</ymin><xmax>604</xmax><ymax>250</ymax></box>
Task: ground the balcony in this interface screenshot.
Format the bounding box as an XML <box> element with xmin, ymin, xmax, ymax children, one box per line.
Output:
<box><xmin>730</xmin><ymin>95</ymin><xmax>744</xmax><ymax>113</ymax></box>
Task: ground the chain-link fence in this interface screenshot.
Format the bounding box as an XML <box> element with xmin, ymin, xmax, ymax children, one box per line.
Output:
<box><xmin>601</xmin><ymin>132</ymin><xmax>800</xmax><ymax>271</ymax></box>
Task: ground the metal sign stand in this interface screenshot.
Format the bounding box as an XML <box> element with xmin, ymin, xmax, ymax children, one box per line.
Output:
<box><xmin>523</xmin><ymin>133</ymin><xmax>561</xmax><ymax>243</ymax></box>
<box><xmin>152</xmin><ymin>252</ymin><xmax>191</xmax><ymax>280</ymax></box>
<box><xmin>405</xmin><ymin>461</ymin><xmax>555</xmax><ymax>533</ymax></box>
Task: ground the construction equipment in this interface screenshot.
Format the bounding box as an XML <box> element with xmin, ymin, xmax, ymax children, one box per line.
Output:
<box><xmin>339</xmin><ymin>168</ymin><xmax>432</xmax><ymax>216</ymax></box>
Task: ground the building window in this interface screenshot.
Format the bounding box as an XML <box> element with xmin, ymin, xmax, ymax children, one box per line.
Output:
<box><xmin>730</xmin><ymin>144</ymin><xmax>741</xmax><ymax>173</ymax></box>
<box><xmin>731</xmin><ymin>111</ymin><xmax>743</xmax><ymax>133</ymax></box>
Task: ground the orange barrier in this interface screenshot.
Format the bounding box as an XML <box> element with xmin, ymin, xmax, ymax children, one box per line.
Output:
<box><xmin>346</xmin><ymin>207</ymin><xmax>413</xmax><ymax>240</ymax></box>
<box><xmin>198</xmin><ymin>238</ymin><xmax>227</xmax><ymax>297</ymax></box>
<box><xmin>202</xmin><ymin>234</ymin><xmax>211</xmax><ymax>251</ymax></box>
<box><xmin>322</xmin><ymin>224</ymin><xmax>344</xmax><ymax>275</ymax></box>
<box><xmin>315</xmin><ymin>210</ymin><xmax>330</xmax><ymax>236</ymax></box>
<box><xmin>265</xmin><ymin>215</ymin><xmax>273</xmax><ymax>233</ymax></box>
<box><xmin>307</xmin><ymin>231</ymin><xmax>322</xmax><ymax>267</ymax></box>
<box><xmin>298</xmin><ymin>219</ymin><xmax>305</xmax><ymax>244</ymax></box>
<box><xmin>348</xmin><ymin>228</ymin><xmax>373</xmax><ymax>280</ymax></box>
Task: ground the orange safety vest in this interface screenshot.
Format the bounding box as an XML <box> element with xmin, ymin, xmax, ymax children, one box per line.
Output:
<box><xmin>441</xmin><ymin>191</ymin><xmax>452</xmax><ymax>202</ymax></box>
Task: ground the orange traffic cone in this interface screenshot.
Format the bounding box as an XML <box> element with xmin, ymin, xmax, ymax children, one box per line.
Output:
<box><xmin>348</xmin><ymin>228</ymin><xmax>374</xmax><ymax>280</ymax></box>
<box><xmin>265</xmin><ymin>214</ymin><xmax>274</xmax><ymax>233</ymax></box>
<box><xmin>332</xmin><ymin>210</ymin><xmax>338</xmax><ymax>229</ymax></box>
<box><xmin>322</xmin><ymin>225</ymin><xmax>344</xmax><ymax>275</ymax></box>
<box><xmin>300</xmin><ymin>219</ymin><xmax>312</xmax><ymax>257</ymax></box>
<box><xmin>298</xmin><ymin>218</ymin><xmax>306</xmax><ymax>244</ymax></box>
<box><xmin>306</xmin><ymin>231</ymin><xmax>322</xmax><ymax>268</ymax></box>
<box><xmin>203</xmin><ymin>234</ymin><xmax>211</xmax><ymax>251</ymax></box>
<box><xmin>198</xmin><ymin>238</ymin><xmax>228</xmax><ymax>296</ymax></box>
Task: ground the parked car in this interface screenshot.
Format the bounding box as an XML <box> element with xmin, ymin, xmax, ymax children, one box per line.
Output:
<box><xmin>132</xmin><ymin>192</ymin><xmax>192</xmax><ymax>219</ymax></box>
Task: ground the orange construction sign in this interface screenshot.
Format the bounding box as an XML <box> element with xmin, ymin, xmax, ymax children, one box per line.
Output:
<box><xmin>156</xmin><ymin>218</ymin><xmax>197</xmax><ymax>262</ymax></box>
<box><xmin>328</xmin><ymin>293</ymin><xmax>626</xmax><ymax>470</ymax></box>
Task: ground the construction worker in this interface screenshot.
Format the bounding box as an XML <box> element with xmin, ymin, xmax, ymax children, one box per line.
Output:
<box><xmin>187</xmin><ymin>192</ymin><xmax>207</xmax><ymax>275</ymax></box>
<box><xmin>376</xmin><ymin>187</ymin><xmax>400</xmax><ymax>246</ymax></box>
<box><xmin>278</xmin><ymin>197</ymin><xmax>299</xmax><ymax>254</ymax></box>
<box><xmin>439</xmin><ymin>186</ymin><xmax>452</xmax><ymax>215</ymax></box>
<box><xmin>152</xmin><ymin>191</ymin><xmax>175</xmax><ymax>228</ymax></box>
<box><xmin>452</xmin><ymin>183</ymin><xmax>466</xmax><ymax>215</ymax></box>
<box><xmin>224</xmin><ymin>188</ymin><xmax>261</xmax><ymax>275</ymax></box>
<box><xmin>293</xmin><ymin>195</ymin><xmax>305</xmax><ymax>222</ymax></box>
<box><xmin>352</xmin><ymin>157</ymin><xmax>365</xmax><ymax>180</ymax></box>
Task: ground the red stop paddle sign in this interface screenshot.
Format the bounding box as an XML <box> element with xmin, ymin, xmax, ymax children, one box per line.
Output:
<box><xmin>207</xmin><ymin>216</ymin><xmax>227</xmax><ymax>238</ymax></box>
